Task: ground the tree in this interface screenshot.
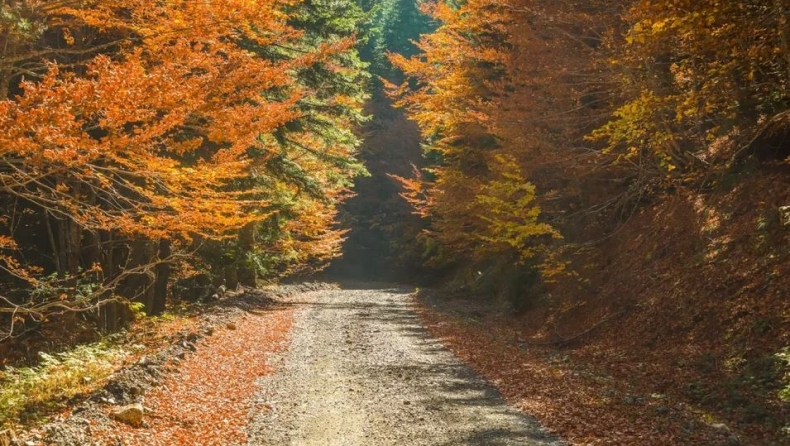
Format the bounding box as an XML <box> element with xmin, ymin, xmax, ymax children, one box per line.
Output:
<box><xmin>359</xmin><ymin>0</ymin><xmax>435</xmax><ymax>80</ymax></box>
<box><xmin>213</xmin><ymin>0</ymin><xmax>371</xmax><ymax>284</ymax></box>
<box><xmin>593</xmin><ymin>0</ymin><xmax>790</xmax><ymax>174</ymax></box>
<box><xmin>0</xmin><ymin>0</ymin><xmax>367</xmax><ymax>338</ymax></box>
<box><xmin>389</xmin><ymin>0</ymin><xmax>558</xmax><ymax>272</ymax></box>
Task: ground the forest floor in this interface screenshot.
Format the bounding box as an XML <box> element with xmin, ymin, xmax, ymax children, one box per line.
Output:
<box><xmin>417</xmin><ymin>294</ymin><xmax>749</xmax><ymax>446</ymax></box>
<box><xmin>11</xmin><ymin>280</ymin><xmax>785</xmax><ymax>445</ymax></box>
<box><xmin>14</xmin><ymin>285</ymin><xmax>566</xmax><ymax>446</ymax></box>
<box><xmin>10</xmin><ymin>284</ymin><xmax>326</xmax><ymax>445</ymax></box>
<box><xmin>409</xmin><ymin>165</ymin><xmax>790</xmax><ymax>446</ymax></box>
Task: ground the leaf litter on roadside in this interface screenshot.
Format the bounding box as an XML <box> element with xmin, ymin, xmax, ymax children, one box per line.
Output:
<box><xmin>91</xmin><ymin>308</ymin><xmax>294</xmax><ymax>446</ymax></box>
<box><xmin>414</xmin><ymin>300</ymin><xmax>741</xmax><ymax>446</ymax></box>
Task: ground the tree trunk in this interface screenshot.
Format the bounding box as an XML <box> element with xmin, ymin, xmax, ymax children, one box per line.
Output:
<box><xmin>237</xmin><ymin>222</ymin><xmax>257</xmax><ymax>287</ymax></box>
<box><xmin>152</xmin><ymin>239</ymin><xmax>171</xmax><ymax>316</ymax></box>
<box><xmin>44</xmin><ymin>211</ymin><xmax>63</xmax><ymax>277</ymax></box>
<box><xmin>83</xmin><ymin>227</ymin><xmax>107</xmax><ymax>329</ymax></box>
<box><xmin>100</xmin><ymin>299</ymin><xmax>118</xmax><ymax>332</ymax></box>
<box><xmin>224</xmin><ymin>266</ymin><xmax>239</xmax><ymax>290</ymax></box>
<box><xmin>98</xmin><ymin>231</ymin><xmax>129</xmax><ymax>331</ymax></box>
<box><xmin>50</xmin><ymin>180</ymin><xmax>83</xmax><ymax>333</ymax></box>
<box><xmin>51</xmin><ymin>215</ymin><xmax>81</xmax><ymax>332</ymax></box>
<box><xmin>60</xmin><ymin>180</ymin><xmax>83</xmax><ymax>278</ymax></box>
<box><xmin>119</xmin><ymin>240</ymin><xmax>156</xmax><ymax>315</ymax></box>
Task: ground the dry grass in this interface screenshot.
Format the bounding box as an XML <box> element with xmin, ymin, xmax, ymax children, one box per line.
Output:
<box><xmin>0</xmin><ymin>342</ymin><xmax>130</xmax><ymax>428</ymax></box>
<box><xmin>0</xmin><ymin>309</ymin><xmax>203</xmax><ymax>430</ymax></box>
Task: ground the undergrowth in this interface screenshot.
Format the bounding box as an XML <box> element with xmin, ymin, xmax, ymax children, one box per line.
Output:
<box><xmin>0</xmin><ymin>341</ymin><xmax>131</xmax><ymax>428</ymax></box>
<box><xmin>777</xmin><ymin>348</ymin><xmax>790</xmax><ymax>403</ymax></box>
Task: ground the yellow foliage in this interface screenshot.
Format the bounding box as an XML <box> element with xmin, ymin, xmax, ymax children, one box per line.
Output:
<box><xmin>475</xmin><ymin>155</ymin><xmax>560</xmax><ymax>261</ymax></box>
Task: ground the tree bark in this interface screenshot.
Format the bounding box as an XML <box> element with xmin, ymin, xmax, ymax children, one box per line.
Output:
<box><xmin>152</xmin><ymin>239</ymin><xmax>171</xmax><ymax>316</ymax></box>
<box><xmin>237</xmin><ymin>222</ymin><xmax>257</xmax><ymax>287</ymax></box>
<box><xmin>119</xmin><ymin>240</ymin><xmax>156</xmax><ymax>315</ymax></box>
<box><xmin>224</xmin><ymin>266</ymin><xmax>239</xmax><ymax>290</ymax></box>
<box><xmin>98</xmin><ymin>231</ymin><xmax>128</xmax><ymax>331</ymax></box>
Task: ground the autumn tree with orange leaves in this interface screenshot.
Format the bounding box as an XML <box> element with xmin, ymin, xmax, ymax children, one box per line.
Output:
<box><xmin>389</xmin><ymin>0</ymin><xmax>563</xmax><ymax>298</ymax></box>
<box><xmin>391</xmin><ymin>0</ymin><xmax>790</xmax><ymax>306</ymax></box>
<box><xmin>0</xmin><ymin>0</ymin><xmax>367</xmax><ymax>338</ymax></box>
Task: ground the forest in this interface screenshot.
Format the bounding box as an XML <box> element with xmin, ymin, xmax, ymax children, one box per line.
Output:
<box><xmin>2</xmin><ymin>0</ymin><xmax>790</xmax><ymax>445</ymax></box>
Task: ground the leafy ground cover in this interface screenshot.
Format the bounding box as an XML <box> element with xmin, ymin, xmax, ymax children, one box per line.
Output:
<box><xmin>0</xmin><ymin>342</ymin><xmax>129</xmax><ymax>428</ymax></box>
<box><xmin>7</xmin><ymin>284</ymin><xmax>330</xmax><ymax>445</ymax></box>
<box><xmin>1</xmin><ymin>308</ymin><xmax>202</xmax><ymax>430</ymax></box>
<box><xmin>416</xmin><ymin>296</ymin><xmax>749</xmax><ymax>446</ymax></box>
<box><xmin>89</xmin><ymin>307</ymin><xmax>294</xmax><ymax>446</ymax></box>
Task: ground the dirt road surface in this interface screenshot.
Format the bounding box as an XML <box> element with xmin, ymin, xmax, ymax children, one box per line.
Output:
<box><xmin>246</xmin><ymin>287</ymin><xmax>563</xmax><ymax>446</ymax></box>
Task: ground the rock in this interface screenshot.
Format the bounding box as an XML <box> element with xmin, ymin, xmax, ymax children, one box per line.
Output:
<box><xmin>680</xmin><ymin>426</ymin><xmax>695</xmax><ymax>436</ymax></box>
<box><xmin>204</xmin><ymin>326</ymin><xmax>215</xmax><ymax>336</ymax></box>
<box><xmin>226</xmin><ymin>322</ymin><xmax>237</xmax><ymax>330</ymax></box>
<box><xmin>654</xmin><ymin>405</ymin><xmax>670</xmax><ymax>414</ymax></box>
<box><xmin>146</xmin><ymin>366</ymin><xmax>163</xmax><ymax>379</ymax></box>
<box><xmin>186</xmin><ymin>332</ymin><xmax>200</xmax><ymax>343</ymax></box>
<box><xmin>0</xmin><ymin>429</ymin><xmax>16</xmax><ymax>446</ymax></box>
<box><xmin>112</xmin><ymin>403</ymin><xmax>144</xmax><ymax>427</ymax></box>
<box><xmin>710</xmin><ymin>423</ymin><xmax>743</xmax><ymax>446</ymax></box>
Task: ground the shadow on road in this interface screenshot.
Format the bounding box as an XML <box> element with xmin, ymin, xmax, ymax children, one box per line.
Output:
<box><xmin>277</xmin><ymin>288</ymin><xmax>562</xmax><ymax>445</ymax></box>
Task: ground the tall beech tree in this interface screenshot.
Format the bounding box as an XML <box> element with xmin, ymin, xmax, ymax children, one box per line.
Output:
<box><xmin>0</xmin><ymin>0</ymin><xmax>367</xmax><ymax>337</ymax></box>
<box><xmin>389</xmin><ymin>0</ymin><xmax>560</xmax><ymax>278</ymax></box>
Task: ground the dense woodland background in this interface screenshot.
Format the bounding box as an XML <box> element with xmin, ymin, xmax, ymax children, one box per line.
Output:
<box><xmin>2</xmin><ymin>0</ymin><xmax>790</xmax><ymax>443</ymax></box>
<box><xmin>381</xmin><ymin>1</ymin><xmax>790</xmax><ymax>443</ymax></box>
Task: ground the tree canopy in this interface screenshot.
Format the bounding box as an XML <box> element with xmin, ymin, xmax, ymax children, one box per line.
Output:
<box><xmin>0</xmin><ymin>0</ymin><xmax>369</xmax><ymax>336</ymax></box>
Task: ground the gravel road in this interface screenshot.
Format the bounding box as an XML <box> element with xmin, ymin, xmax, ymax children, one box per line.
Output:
<box><xmin>246</xmin><ymin>287</ymin><xmax>564</xmax><ymax>446</ymax></box>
